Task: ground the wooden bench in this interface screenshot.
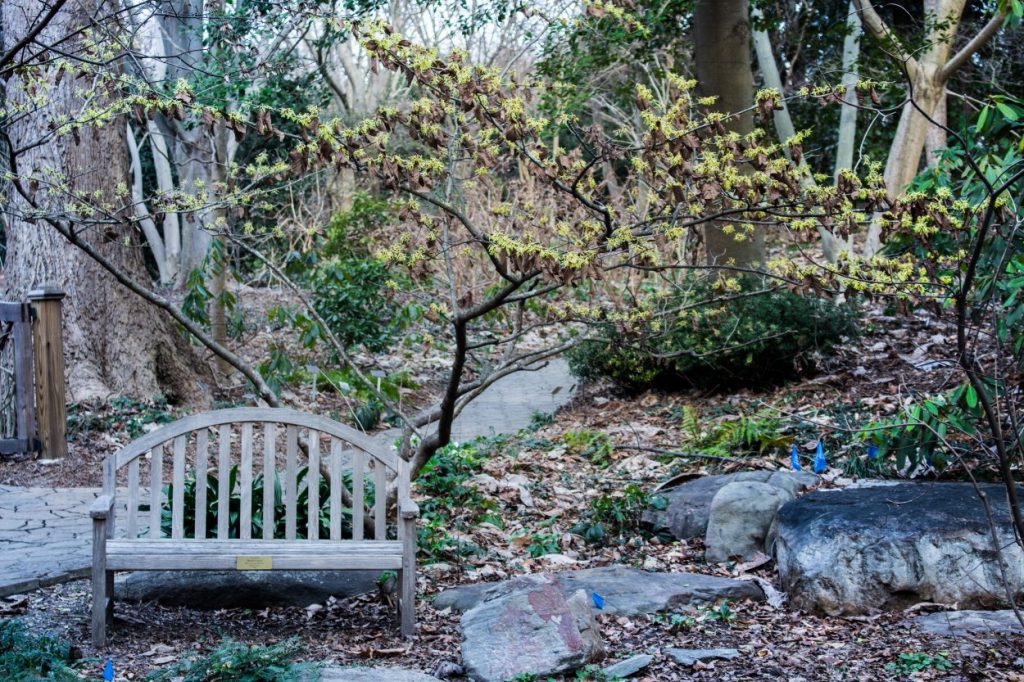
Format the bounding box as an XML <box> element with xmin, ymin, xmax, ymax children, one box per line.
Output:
<box><xmin>90</xmin><ymin>407</ymin><xmax>417</xmax><ymax>646</ymax></box>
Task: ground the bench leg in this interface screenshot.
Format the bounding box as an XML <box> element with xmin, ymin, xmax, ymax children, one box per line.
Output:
<box><xmin>91</xmin><ymin>519</ymin><xmax>108</xmax><ymax>647</ymax></box>
<box><xmin>105</xmin><ymin>570</ymin><xmax>114</xmax><ymax>626</ymax></box>
<box><xmin>400</xmin><ymin>519</ymin><xmax>416</xmax><ymax>638</ymax></box>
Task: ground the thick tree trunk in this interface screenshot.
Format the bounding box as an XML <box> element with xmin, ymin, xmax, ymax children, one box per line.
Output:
<box><xmin>2</xmin><ymin>0</ymin><xmax>211</xmax><ymax>404</ymax></box>
<box><xmin>883</xmin><ymin>66</ymin><xmax>945</xmax><ymax>197</ymax></box>
<box><xmin>694</xmin><ymin>0</ymin><xmax>765</xmax><ymax>268</ymax></box>
<box><xmin>878</xmin><ymin>0</ymin><xmax>965</xmax><ymax>198</ymax></box>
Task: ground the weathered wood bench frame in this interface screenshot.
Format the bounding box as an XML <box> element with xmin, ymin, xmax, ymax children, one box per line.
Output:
<box><xmin>90</xmin><ymin>407</ymin><xmax>418</xmax><ymax>646</ymax></box>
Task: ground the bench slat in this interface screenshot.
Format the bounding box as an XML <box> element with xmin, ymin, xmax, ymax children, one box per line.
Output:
<box><xmin>329</xmin><ymin>438</ymin><xmax>342</xmax><ymax>540</ymax></box>
<box><xmin>149</xmin><ymin>444</ymin><xmax>162</xmax><ymax>539</ymax></box>
<box><xmin>126</xmin><ymin>459</ymin><xmax>139</xmax><ymax>539</ymax></box>
<box><xmin>171</xmin><ymin>435</ymin><xmax>186</xmax><ymax>539</ymax></box>
<box><xmin>195</xmin><ymin>429</ymin><xmax>208</xmax><ymax>539</ymax></box>
<box><xmin>374</xmin><ymin>460</ymin><xmax>386</xmax><ymax>540</ymax></box>
<box><xmin>106</xmin><ymin>539</ymin><xmax>402</xmax><ymax>571</ymax></box>
<box><xmin>217</xmin><ymin>425</ymin><xmax>231</xmax><ymax>539</ymax></box>
<box><xmin>307</xmin><ymin>432</ymin><xmax>320</xmax><ymax>540</ymax></box>
<box><xmin>285</xmin><ymin>425</ymin><xmax>297</xmax><ymax>540</ymax></box>
<box><xmin>240</xmin><ymin>423</ymin><xmax>254</xmax><ymax>540</ymax></box>
<box><xmin>352</xmin><ymin>450</ymin><xmax>365</xmax><ymax>540</ymax></box>
<box><xmin>263</xmin><ymin>423</ymin><xmax>276</xmax><ymax>540</ymax></box>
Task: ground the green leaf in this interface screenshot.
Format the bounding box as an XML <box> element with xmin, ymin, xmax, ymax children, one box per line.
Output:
<box><xmin>977</xmin><ymin>105</ymin><xmax>990</xmax><ymax>130</ymax></box>
<box><xmin>996</xmin><ymin>101</ymin><xmax>1019</xmax><ymax>122</ymax></box>
<box><xmin>965</xmin><ymin>385</ymin><xmax>979</xmax><ymax>409</ymax></box>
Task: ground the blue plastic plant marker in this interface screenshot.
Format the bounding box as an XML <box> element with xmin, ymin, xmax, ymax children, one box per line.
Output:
<box><xmin>592</xmin><ymin>592</ymin><xmax>605</xmax><ymax>610</ymax></box>
<box><xmin>867</xmin><ymin>444</ymin><xmax>879</xmax><ymax>460</ymax></box>
<box><xmin>813</xmin><ymin>441</ymin><xmax>827</xmax><ymax>474</ymax></box>
<box><xmin>790</xmin><ymin>443</ymin><xmax>801</xmax><ymax>471</ymax></box>
<box><xmin>103</xmin><ymin>659</ymin><xmax>114</xmax><ymax>681</ymax></box>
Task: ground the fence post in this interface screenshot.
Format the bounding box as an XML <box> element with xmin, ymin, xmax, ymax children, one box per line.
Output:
<box><xmin>28</xmin><ymin>287</ymin><xmax>67</xmax><ymax>461</ymax></box>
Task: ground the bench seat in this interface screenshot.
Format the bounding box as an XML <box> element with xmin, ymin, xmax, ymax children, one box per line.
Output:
<box><xmin>105</xmin><ymin>539</ymin><xmax>403</xmax><ymax>571</ymax></box>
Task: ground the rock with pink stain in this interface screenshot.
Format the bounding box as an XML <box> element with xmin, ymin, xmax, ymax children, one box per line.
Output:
<box><xmin>460</xmin><ymin>574</ymin><xmax>604</xmax><ymax>682</ymax></box>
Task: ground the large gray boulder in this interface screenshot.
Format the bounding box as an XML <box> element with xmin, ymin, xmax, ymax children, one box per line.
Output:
<box><xmin>460</xmin><ymin>575</ymin><xmax>604</xmax><ymax>682</ymax></box>
<box><xmin>645</xmin><ymin>471</ymin><xmax>818</xmax><ymax>540</ymax></box>
<box><xmin>775</xmin><ymin>483</ymin><xmax>1024</xmax><ymax>614</ymax></box>
<box><xmin>705</xmin><ymin>481</ymin><xmax>794</xmax><ymax>563</ymax></box>
<box><xmin>434</xmin><ymin>566</ymin><xmax>764</xmax><ymax>615</ymax></box>
<box><xmin>115</xmin><ymin>570</ymin><xmax>379</xmax><ymax>607</ymax></box>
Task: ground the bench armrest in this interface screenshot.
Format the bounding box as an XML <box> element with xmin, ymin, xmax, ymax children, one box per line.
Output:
<box><xmin>90</xmin><ymin>494</ymin><xmax>115</xmax><ymax>520</ymax></box>
<box><xmin>399</xmin><ymin>499</ymin><xmax>419</xmax><ymax>520</ymax></box>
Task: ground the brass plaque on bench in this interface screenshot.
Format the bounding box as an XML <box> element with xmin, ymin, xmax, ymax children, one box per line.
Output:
<box><xmin>236</xmin><ymin>555</ymin><xmax>273</xmax><ymax>570</ymax></box>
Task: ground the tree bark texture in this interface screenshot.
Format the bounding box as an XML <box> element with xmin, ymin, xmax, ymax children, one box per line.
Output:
<box><xmin>694</xmin><ymin>0</ymin><xmax>765</xmax><ymax>268</ymax></box>
<box><xmin>2</xmin><ymin>0</ymin><xmax>212</xmax><ymax>403</ymax></box>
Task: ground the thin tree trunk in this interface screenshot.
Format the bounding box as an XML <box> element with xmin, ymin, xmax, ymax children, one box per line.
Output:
<box><xmin>210</xmin><ymin>119</ymin><xmax>230</xmax><ymax>376</ymax></box>
<box><xmin>835</xmin><ymin>1</ymin><xmax>862</xmax><ymax>179</ymax></box>
<box><xmin>750</xmin><ymin>8</ymin><xmax>796</xmax><ymax>158</ymax></box>
<box><xmin>127</xmin><ymin>122</ymin><xmax>171</xmax><ymax>284</ymax></box>
<box><xmin>752</xmin><ymin>5</ymin><xmax>848</xmax><ymax>262</ymax></box>
<box><xmin>2</xmin><ymin>0</ymin><xmax>212</xmax><ymax>404</ymax></box>
<box><xmin>147</xmin><ymin>119</ymin><xmax>182</xmax><ymax>283</ymax></box>
<box><xmin>694</xmin><ymin>0</ymin><xmax>764</xmax><ymax>268</ymax></box>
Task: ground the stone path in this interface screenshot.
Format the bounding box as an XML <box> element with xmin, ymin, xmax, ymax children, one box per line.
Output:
<box><xmin>447</xmin><ymin>358</ymin><xmax>575</xmax><ymax>443</ymax></box>
<box><xmin>0</xmin><ymin>485</ymin><xmax>103</xmax><ymax>596</ymax></box>
<box><xmin>0</xmin><ymin>359</ymin><xmax>577</xmax><ymax>599</ymax></box>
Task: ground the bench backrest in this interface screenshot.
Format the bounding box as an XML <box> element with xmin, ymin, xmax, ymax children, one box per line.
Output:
<box><xmin>102</xmin><ymin>408</ymin><xmax>407</xmax><ymax>541</ymax></box>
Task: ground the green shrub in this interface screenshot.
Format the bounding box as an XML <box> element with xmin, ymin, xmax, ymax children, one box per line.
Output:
<box><xmin>0</xmin><ymin>620</ymin><xmax>82</xmax><ymax>682</ymax></box>
<box><xmin>858</xmin><ymin>382</ymin><xmax>984</xmax><ymax>475</ymax></box>
<box><xmin>323</xmin><ymin>192</ymin><xmax>393</xmax><ymax>260</ymax></box>
<box><xmin>885</xmin><ymin>651</ymin><xmax>952</xmax><ymax>677</ymax></box>
<box><xmin>160</xmin><ymin>465</ymin><xmax>375</xmax><ymax>540</ymax></box>
<box><xmin>562</xmin><ymin>429</ymin><xmax>613</xmax><ymax>466</ymax></box>
<box><xmin>568</xmin><ymin>277</ymin><xmax>858</xmax><ymax>389</ymax></box>
<box><xmin>414</xmin><ymin>439</ymin><xmax>502</xmax><ymax>562</ymax></box>
<box><xmin>146</xmin><ymin>637</ymin><xmax>312</xmax><ymax>681</ymax></box>
<box><xmin>572</xmin><ymin>484</ymin><xmax>664</xmax><ymax>545</ymax></box>
<box><xmin>678</xmin><ymin>405</ymin><xmax>789</xmax><ymax>458</ymax></box>
<box><xmin>310</xmin><ymin>256</ymin><xmax>406</xmax><ymax>352</ymax></box>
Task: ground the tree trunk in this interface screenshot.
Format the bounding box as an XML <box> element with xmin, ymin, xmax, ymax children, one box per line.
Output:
<box><xmin>878</xmin><ymin>0</ymin><xmax>965</xmax><ymax>198</ymax></box>
<box><xmin>2</xmin><ymin>0</ymin><xmax>212</xmax><ymax>404</ymax></box>
<box><xmin>925</xmin><ymin>88</ymin><xmax>948</xmax><ymax>167</ymax></box>
<box><xmin>835</xmin><ymin>1</ymin><xmax>862</xmax><ymax>179</ymax></box>
<box><xmin>883</xmin><ymin>65</ymin><xmax>945</xmax><ymax>197</ymax></box>
<box><xmin>694</xmin><ymin>0</ymin><xmax>765</xmax><ymax>268</ymax></box>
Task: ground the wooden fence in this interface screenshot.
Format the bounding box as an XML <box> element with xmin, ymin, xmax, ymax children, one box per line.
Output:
<box><xmin>0</xmin><ymin>287</ymin><xmax>67</xmax><ymax>460</ymax></box>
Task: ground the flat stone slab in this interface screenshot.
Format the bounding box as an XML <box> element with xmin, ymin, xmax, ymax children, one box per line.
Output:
<box><xmin>645</xmin><ymin>471</ymin><xmax>818</xmax><ymax>540</ymax></box>
<box><xmin>775</xmin><ymin>483</ymin><xmax>1024</xmax><ymax>614</ymax></box>
<box><xmin>603</xmin><ymin>653</ymin><xmax>652</xmax><ymax>678</ymax></box>
<box><xmin>665</xmin><ymin>648</ymin><xmax>740</xmax><ymax>666</ymax></box>
<box><xmin>0</xmin><ymin>485</ymin><xmax>104</xmax><ymax>597</ymax></box>
<box><xmin>311</xmin><ymin>666</ymin><xmax>441</xmax><ymax>681</ymax></box>
<box><xmin>318</xmin><ymin>667</ymin><xmax>441</xmax><ymax>682</ymax></box>
<box><xmin>434</xmin><ymin>566</ymin><xmax>764</xmax><ymax>615</ymax></box>
<box><xmin>915</xmin><ymin>610</ymin><xmax>1024</xmax><ymax>636</ymax></box>
<box><xmin>115</xmin><ymin>569</ymin><xmax>380</xmax><ymax>607</ymax></box>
